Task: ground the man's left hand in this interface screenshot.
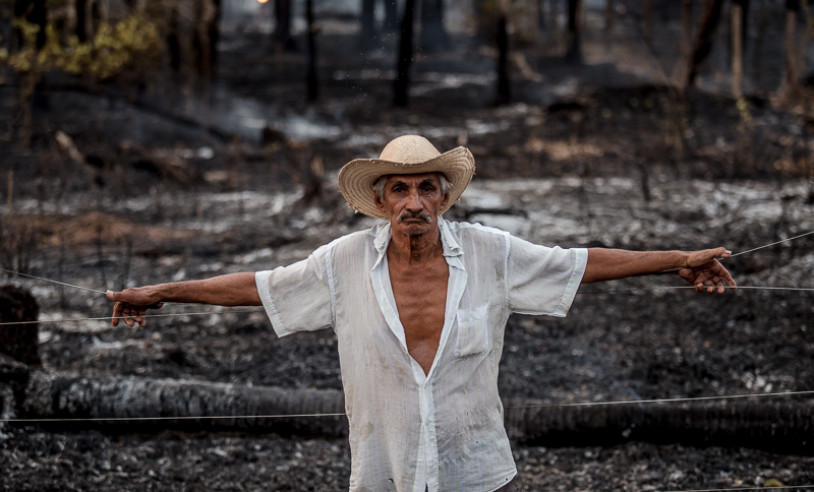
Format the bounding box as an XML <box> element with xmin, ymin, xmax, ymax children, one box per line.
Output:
<box><xmin>678</xmin><ymin>247</ymin><xmax>737</xmax><ymax>294</ymax></box>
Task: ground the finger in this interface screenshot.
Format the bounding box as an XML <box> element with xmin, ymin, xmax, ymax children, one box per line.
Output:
<box><xmin>720</xmin><ymin>268</ymin><xmax>737</xmax><ymax>288</ymax></box>
<box><xmin>112</xmin><ymin>301</ymin><xmax>124</xmax><ymax>327</ymax></box>
<box><xmin>711</xmin><ymin>247</ymin><xmax>730</xmax><ymax>259</ymax></box>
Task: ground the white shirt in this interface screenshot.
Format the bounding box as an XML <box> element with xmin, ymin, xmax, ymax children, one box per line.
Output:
<box><xmin>255</xmin><ymin>218</ymin><xmax>587</xmax><ymax>492</ymax></box>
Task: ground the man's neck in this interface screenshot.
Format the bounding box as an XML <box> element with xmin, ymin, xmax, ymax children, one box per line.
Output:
<box><xmin>387</xmin><ymin>223</ymin><xmax>443</xmax><ymax>264</ymax></box>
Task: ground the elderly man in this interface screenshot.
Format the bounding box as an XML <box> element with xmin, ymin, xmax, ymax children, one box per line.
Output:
<box><xmin>107</xmin><ymin>135</ymin><xmax>736</xmax><ymax>492</ymax></box>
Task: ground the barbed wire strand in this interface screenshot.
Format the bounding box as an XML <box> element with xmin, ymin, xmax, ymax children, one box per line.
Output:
<box><xmin>1</xmin><ymin>283</ymin><xmax>813</xmax><ymax>328</ymax></box>
<box><xmin>579</xmin><ymin>285</ymin><xmax>814</xmax><ymax>295</ymax></box>
<box><xmin>729</xmin><ymin>229</ymin><xmax>814</xmax><ymax>257</ymax></box>
<box><xmin>0</xmin><ymin>267</ymin><xmax>107</xmax><ymax>295</ymax></box>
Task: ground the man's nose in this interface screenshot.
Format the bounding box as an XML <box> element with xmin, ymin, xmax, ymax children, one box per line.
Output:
<box><xmin>405</xmin><ymin>189</ymin><xmax>422</xmax><ymax>210</ymax></box>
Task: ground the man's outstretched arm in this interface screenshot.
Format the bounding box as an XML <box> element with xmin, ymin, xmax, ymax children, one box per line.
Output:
<box><xmin>582</xmin><ymin>247</ymin><xmax>736</xmax><ymax>294</ymax></box>
<box><xmin>106</xmin><ymin>272</ymin><xmax>261</xmax><ymax>327</ymax></box>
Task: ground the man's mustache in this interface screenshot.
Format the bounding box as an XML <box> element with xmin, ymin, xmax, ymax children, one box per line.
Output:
<box><xmin>397</xmin><ymin>211</ymin><xmax>432</xmax><ymax>224</ymax></box>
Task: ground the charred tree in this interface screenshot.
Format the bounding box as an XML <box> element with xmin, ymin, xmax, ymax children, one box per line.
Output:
<box><xmin>14</xmin><ymin>0</ymin><xmax>47</xmax><ymax>49</ymax></box>
<box><xmin>209</xmin><ymin>0</ymin><xmax>222</xmax><ymax>75</ymax></box>
<box><xmin>20</xmin><ymin>372</ymin><xmax>347</xmax><ymax>437</ymax></box>
<box><xmin>273</xmin><ymin>0</ymin><xmax>295</xmax><ymax>52</ymax></box>
<box><xmin>167</xmin><ymin>0</ymin><xmax>182</xmax><ymax>72</ymax></box>
<box><xmin>780</xmin><ymin>0</ymin><xmax>802</xmax><ymax>103</ymax></box>
<box><xmin>564</xmin><ymin>0</ymin><xmax>583</xmax><ymax>64</ymax></box>
<box><xmin>418</xmin><ymin>0</ymin><xmax>450</xmax><ymax>53</ymax></box>
<box><xmin>505</xmin><ymin>397</ymin><xmax>814</xmax><ymax>454</ymax></box>
<box><xmin>12</xmin><ymin>0</ymin><xmax>49</xmax><ymax>143</ymax></box>
<box><xmin>679</xmin><ymin>0</ymin><xmax>693</xmax><ymax>84</ymax></box>
<box><xmin>730</xmin><ymin>0</ymin><xmax>747</xmax><ymax>99</ymax></box>
<box><xmin>393</xmin><ymin>0</ymin><xmax>416</xmax><ymax>107</ymax></box>
<box><xmin>306</xmin><ymin>0</ymin><xmax>318</xmax><ymax>103</ymax></box>
<box><xmin>495</xmin><ymin>5</ymin><xmax>510</xmax><ymax>105</ymax></box>
<box><xmin>684</xmin><ymin>0</ymin><xmax>725</xmax><ymax>89</ymax></box>
<box><xmin>193</xmin><ymin>0</ymin><xmax>218</xmax><ymax>79</ymax></box>
<box><xmin>75</xmin><ymin>0</ymin><xmax>89</xmax><ymax>42</ymax></box>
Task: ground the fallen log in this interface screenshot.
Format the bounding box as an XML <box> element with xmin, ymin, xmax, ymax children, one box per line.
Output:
<box><xmin>19</xmin><ymin>372</ymin><xmax>347</xmax><ymax>437</ymax></box>
<box><xmin>11</xmin><ymin>372</ymin><xmax>814</xmax><ymax>454</ymax></box>
<box><xmin>505</xmin><ymin>397</ymin><xmax>814</xmax><ymax>454</ymax></box>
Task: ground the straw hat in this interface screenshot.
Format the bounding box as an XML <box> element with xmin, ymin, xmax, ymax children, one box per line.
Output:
<box><xmin>337</xmin><ymin>135</ymin><xmax>475</xmax><ymax>220</ymax></box>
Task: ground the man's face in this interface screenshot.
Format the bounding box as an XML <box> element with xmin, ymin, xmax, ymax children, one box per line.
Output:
<box><xmin>375</xmin><ymin>173</ymin><xmax>449</xmax><ymax>237</ymax></box>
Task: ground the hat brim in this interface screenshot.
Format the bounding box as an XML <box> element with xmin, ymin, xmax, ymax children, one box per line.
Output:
<box><xmin>337</xmin><ymin>146</ymin><xmax>475</xmax><ymax>220</ymax></box>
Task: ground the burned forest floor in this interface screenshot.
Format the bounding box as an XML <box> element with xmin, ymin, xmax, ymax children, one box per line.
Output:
<box><xmin>3</xmin><ymin>13</ymin><xmax>814</xmax><ymax>492</ymax></box>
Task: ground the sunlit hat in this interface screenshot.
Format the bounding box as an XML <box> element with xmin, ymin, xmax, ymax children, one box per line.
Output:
<box><xmin>337</xmin><ymin>135</ymin><xmax>475</xmax><ymax>220</ymax></box>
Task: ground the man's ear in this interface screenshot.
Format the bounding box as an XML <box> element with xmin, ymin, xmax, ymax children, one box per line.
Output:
<box><xmin>374</xmin><ymin>193</ymin><xmax>386</xmax><ymax>212</ymax></box>
<box><xmin>441</xmin><ymin>190</ymin><xmax>450</xmax><ymax>209</ymax></box>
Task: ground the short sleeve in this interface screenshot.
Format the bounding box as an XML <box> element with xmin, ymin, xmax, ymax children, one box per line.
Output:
<box><xmin>255</xmin><ymin>245</ymin><xmax>334</xmax><ymax>337</ymax></box>
<box><xmin>506</xmin><ymin>235</ymin><xmax>587</xmax><ymax>317</ymax></box>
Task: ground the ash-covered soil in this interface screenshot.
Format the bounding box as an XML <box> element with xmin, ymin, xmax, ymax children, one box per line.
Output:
<box><xmin>3</xmin><ymin>10</ymin><xmax>814</xmax><ymax>492</ymax></box>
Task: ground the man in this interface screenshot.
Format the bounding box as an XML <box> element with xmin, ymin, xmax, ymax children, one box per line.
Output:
<box><xmin>107</xmin><ymin>135</ymin><xmax>736</xmax><ymax>492</ymax></box>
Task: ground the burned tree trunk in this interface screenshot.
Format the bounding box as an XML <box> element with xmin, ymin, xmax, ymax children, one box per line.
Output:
<box><xmin>306</xmin><ymin>0</ymin><xmax>318</xmax><ymax>103</ymax></box>
<box><xmin>730</xmin><ymin>0</ymin><xmax>746</xmax><ymax>99</ymax></box>
<box><xmin>504</xmin><ymin>398</ymin><xmax>814</xmax><ymax>454</ymax></box>
<box><xmin>393</xmin><ymin>0</ymin><xmax>416</xmax><ymax>107</ymax></box>
<box><xmin>0</xmin><ymin>285</ymin><xmax>40</xmax><ymax>367</ymax></box>
<box><xmin>780</xmin><ymin>0</ymin><xmax>802</xmax><ymax>103</ymax></box>
<box><xmin>273</xmin><ymin>0</ymin><xmax>295</xmax><ymax>51</ymax></box>
<box><xmin>20</xmin><ymin>372</ymin><xmax>347</xmax><ymax>437</ymax></box>
<box><xmin>564</xmin><ymin>0</ymin><xmax>583</xmax><ymax>64</ymax></box>
<box><xmin>11</xmin><ymin>370</ymin><xmax>814</xmax><ymax>453</ymax></box>
<box><xmin>495</xmin><ymin>4</ymin><xmax>510</xmax><ymax>105</ymax></box>
<box><xmin>679</xmin><ymin>0</ymin><xmax>693</xmax><ymax>84</ymax></box>
<box><xmin>684</xmin><ymin>0</ymin><xmax>725</xmax><ymax>89</ymax></box>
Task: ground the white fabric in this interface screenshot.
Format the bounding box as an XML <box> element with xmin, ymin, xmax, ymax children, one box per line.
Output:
<box><xmin>255</xmin><ymin>218</ymin><xmax>587</xmax><ymax>492</ymax></box>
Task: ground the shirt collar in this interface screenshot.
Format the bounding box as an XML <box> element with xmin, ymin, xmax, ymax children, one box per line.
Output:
<box><xmin>372</xmin><ymin>216</ymin><xmax>464</xmax><ymax>270</ymax></box>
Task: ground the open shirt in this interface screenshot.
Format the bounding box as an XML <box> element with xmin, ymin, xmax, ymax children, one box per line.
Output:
<box><xmin>255</xmin><ymin>218</ymin><xmax>587</xmax><ymax>492</ymax></box>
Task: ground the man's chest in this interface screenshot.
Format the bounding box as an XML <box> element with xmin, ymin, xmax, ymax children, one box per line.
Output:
<box><xmin>387</xmin><ymin>259</ymin><xmax>450</xmax><ymax>372</ymax></box>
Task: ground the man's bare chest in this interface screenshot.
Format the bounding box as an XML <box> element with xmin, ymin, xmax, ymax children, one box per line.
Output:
<box><xmin>388</xmin><ymin>260</ymin><xmax>449</xmax><ymax>372</ymax></box>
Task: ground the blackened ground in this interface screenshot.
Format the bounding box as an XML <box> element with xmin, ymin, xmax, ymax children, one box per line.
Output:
<box><xmin>3</xmin><ymin>14</ymin><xmax>814</xmax><ymax>492</ymax></box>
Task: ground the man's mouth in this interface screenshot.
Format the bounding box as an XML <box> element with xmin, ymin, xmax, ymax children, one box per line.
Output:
<box><xmin>398</xmin><ymin>213</ymin><xmax>432</xmax><ymax>224</ymax></box>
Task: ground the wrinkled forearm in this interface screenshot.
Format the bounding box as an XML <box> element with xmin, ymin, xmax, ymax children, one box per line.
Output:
<box><xmin>582</xmin><ymin>248</ymin><xmax>689</xmax><ymax>283</ymax></box>
<box><xmin>146</xmin><ymin>272</ymin><xmax>261</xmax><ymax>306</ymax></box>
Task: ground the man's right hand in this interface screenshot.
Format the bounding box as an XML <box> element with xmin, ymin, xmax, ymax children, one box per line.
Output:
<box><xmin>106</xmin><ymin>288</ymin><xmax>164</xmax><ymax>328</ymax></box>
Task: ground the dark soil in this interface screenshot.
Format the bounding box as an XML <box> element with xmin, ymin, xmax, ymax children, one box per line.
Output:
<box><xmin>2</xmin><ymin>8</ymin><xmax>814</xmax><ymax>492</ymax></box>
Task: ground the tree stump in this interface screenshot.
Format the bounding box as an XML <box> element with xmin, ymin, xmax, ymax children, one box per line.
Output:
<box><xmin>0</xmin><ymin>285</ymin><xmax>41</xmax><ymax>367</ymax></box>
